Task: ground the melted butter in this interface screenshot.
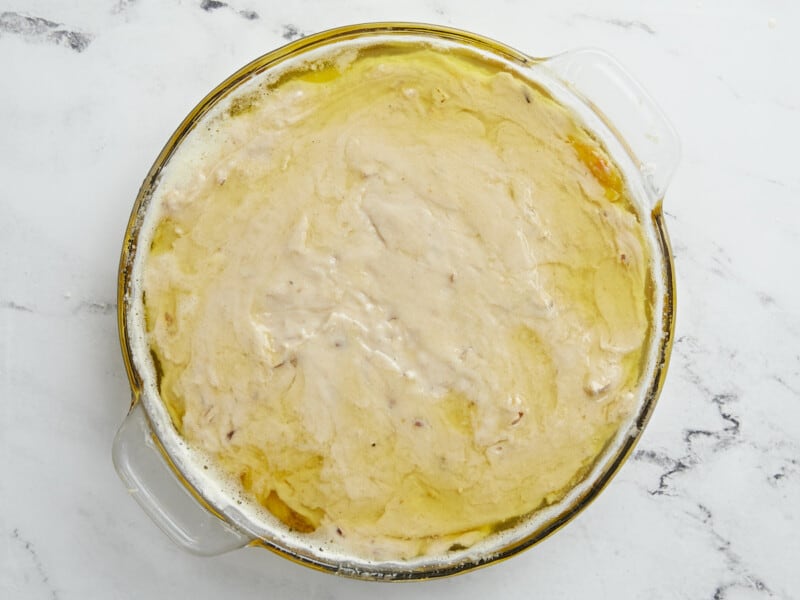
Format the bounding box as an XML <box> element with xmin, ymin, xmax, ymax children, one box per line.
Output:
<box><xmin>143</xmin><ymin>44</ymin><xmax>653</xmax><ymax>560</ymax></box>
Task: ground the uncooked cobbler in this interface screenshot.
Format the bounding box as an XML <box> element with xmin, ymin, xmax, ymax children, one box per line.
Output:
<box><xmin>142</xmin><ymin>43</ymin><xmax>652</xmax><ymax>560</ymax></box>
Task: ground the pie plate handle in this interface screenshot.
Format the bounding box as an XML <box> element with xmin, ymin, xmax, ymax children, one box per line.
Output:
<box><xmin>112</xmin><ymin>402</ymin><xmax>253</xmax><ymax>555</ymax></box>
<box><xmin>542</xmin><ymin>49</ymin><xmax>680</xmax><ymax>206</ymax></box>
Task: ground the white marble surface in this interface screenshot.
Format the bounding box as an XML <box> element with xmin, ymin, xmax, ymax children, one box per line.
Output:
<box><xmin>1</xmin><ymin>0</ymin><xmax>798</xmax><ymax>598</ymax></box>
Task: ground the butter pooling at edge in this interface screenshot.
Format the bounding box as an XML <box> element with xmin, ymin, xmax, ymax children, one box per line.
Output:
<box><xmin>142</xmin><ymin>44</ymin><xmax>652</xmax><ymax>561</ymax></box>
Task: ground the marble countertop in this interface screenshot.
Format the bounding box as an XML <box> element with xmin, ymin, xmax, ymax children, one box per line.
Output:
<box><xmin>2</xmin><ymin>1</ymin><xmax>798</xmax><ymax>598</ymax></box>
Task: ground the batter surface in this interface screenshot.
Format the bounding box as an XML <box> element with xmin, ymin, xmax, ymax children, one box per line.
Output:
<box><xmin>143</xmin><ymin>44</ymin><xmax>652</xmax><ymax>560</ymax></box>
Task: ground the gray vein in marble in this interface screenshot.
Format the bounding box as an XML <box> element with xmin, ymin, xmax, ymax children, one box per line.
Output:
<box><xmin>112</xmin><ymin>0</ymin><xmax>137</xmax><ymax>14</ymax></box>
<box><xmin>427</xmin><ymin>0</ymin><xmax>446</xmax><ymax>17</ymax></box>
<box><xmin>690</xmin><ymin>505</ymin><xmax>775</xmax><ymax>600</ymax></box>
<box><xmin>688</xmin><ymin>154</ymin><xmax>800</xmax><ymax>193</ymax></box>
<box><xmin>715</xmin><ymin>75</ymin><xmax>742</xmax><ymax>100</ymax></box>
<box><xmin>632</xmin><ymin>337</ymin><xmax>743</xmax><ymax>496</ymax></box>
<box><xmin>757</xmin><ymin>292</ymin><xmax>776</xmax><ymax>306</ymax></box>
<box><xmin>73</xmin><ymin>300</ymin><xmax>117</xmax><ymax>315</ymax></box>
<box><xmin>665</xmin><ymin>209</ymin><xmax>798</xmax><ymax>312</ymax></box>
<box><xmin>742</xmin><ymin>169</ymin><xmax>797</xmax><ymax>191</ymax></box>
<box><xmin>9</xmin><ymin>529</ymin><xmax>59</xmax><ymax>600</ymax></box>
<box><xmin>0</xmin><ymin>11</ymin><xmax>92</xmax><ymax>52</ymax></box>
<box><xmin>281</xmin><ymin>24</ymin><xmax>308</xmax><ymax>41</ymax></box>
<box><xmin>632</xmin><ymin>448</ymin><xmax>688</xmax><ymax>496</ymax></box>
<box><xmin>768</xmin><ymin>457</ymin><xmax>799</xmax><ymax>488</ymax></box>
<box><xmin>605</xmin><ymin>18</ymin><xmax>656</xmax><ymax>34</ymax></box>
<box><xmin>200</xmin><ymin>0</ymin><xmax>226</xmax><ymax>11</ymax></box>
<box><xmin>772</xmin><ymin>98</ymin><xmax>798</xmax><ymax>113</ymax></box>
<box><xmin>1</xmin><ymin>300</ymin><xmax>34</xmax><ymax>313</ymax></box>
<box><xmin>632</xmin><ymin>328</ymin><xmax>796</xmax><ymax>597</ymax></box>
<box><xmin>199</xmin><ymin>1</ymin><xmax>259</xmax><ymax>20</ymax></box>
<box><xmin>636</xmin><ymin>422</ymin><xmax>781</xmax><ymax>597</ymax></box>
<box><xmin>575</xmin><ymin>14</ymin><xmax>656</xmax><ymax>34</ymax></box>
<box><xmin>773</xmin><ymin>374</ymin><xmax>799</xmax><ymax>397</ymax></box>
<box><xmin>1</xmin><ymin>298</ymin><xmax>118</xmax><ymax>316</ymax></box>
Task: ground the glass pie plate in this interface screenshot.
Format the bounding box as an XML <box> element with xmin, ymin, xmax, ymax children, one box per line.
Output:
<box><xmin>112</xmin><ymin>22</ymin><xmax>679</xmax><ymax>581</ymax></box>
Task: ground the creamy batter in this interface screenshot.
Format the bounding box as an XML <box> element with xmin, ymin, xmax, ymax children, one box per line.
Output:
<box><xmin>143</xmin><ymin>44</ymin><xmax>652</xmax><ymax>560</ymax></box>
